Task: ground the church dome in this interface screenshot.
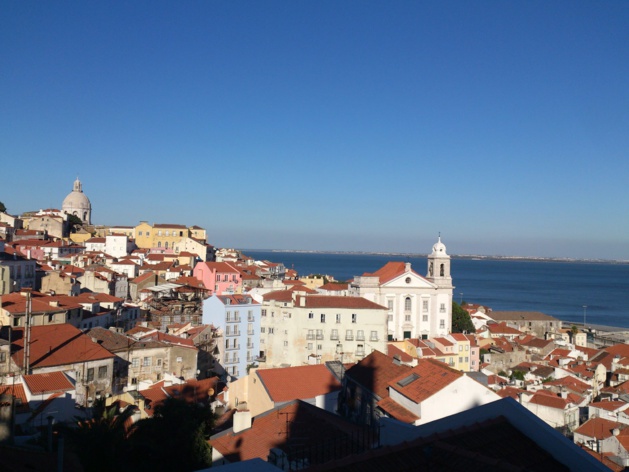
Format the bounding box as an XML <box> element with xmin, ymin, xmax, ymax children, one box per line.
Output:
<box><xmin>431</xmin><ymin>236</ymin><xmax>448</xmax><ymax>256</ymax></box>
<box><xmin>62</xmin><ymin>178</ymin><xmax>92</xmax><ymax>224</ymax></box>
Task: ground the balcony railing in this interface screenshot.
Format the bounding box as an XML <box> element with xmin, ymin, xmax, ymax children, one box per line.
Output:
<box><xmin>345</xmin><ymin>334</ymin><xmax>354</xmax><ymax>341</ymax></box>
<box><xmin>307</xmin><ymin>334</ymin><xmax>315</xmax><ymax>340</ymax></box>
<box><xmin>356</xmin><ymin>333</ymin><xmax>365</xmax><ymax>341</ymax></box>
<box><xmin>316</xmin><ymin>333</ymin><xmax>324</xmax><ymax>340</ymax></box>
<box><xmin>370</xmin><ymin>334</ymin><xmax>379</xmax><ymax>342</ymax></box>
<box><xmin>330</xmin><ymin>333</ymin><xmax>339</xmax><ymax>341</ymax></box>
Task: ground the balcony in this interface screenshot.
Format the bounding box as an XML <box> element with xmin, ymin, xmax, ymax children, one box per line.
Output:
<box><xmin>356</xmin><ymin>333</ymin><xmax>365</xmax><ymax>341</ymax></box>
<box><xmin>345</xmin><ymin>334</ymin><xmax>354</xmax><ymax>341</ymax></box>
<box><xmin>370</xmin><ymin>334</ymin><xmax>379</xmax><ymax>342</ymax></box>
<box><xmin>330</xmin><ymin>333</ymin><xmax>339</xmax><ymax>341</ymax></box>
<box><xmin>355</xmin><ymin>349</ymin><xmax>365</xmax><ymax>358</ymax></box>
<box><xmin>316</xmin><ymin>333</ymin><xmax>324</xmax><ymax>340</ymax></box>
<box><xmin>226</xmin><ymin>329</ymin><xmax>241</xmax><ymax>337</ymax></box>
<box><xmin>307</xmin><ymin>334</ymin><xmax>315</xmax><ymax>340</ymax></box>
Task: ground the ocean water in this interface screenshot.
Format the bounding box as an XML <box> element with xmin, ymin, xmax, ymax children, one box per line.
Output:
<box><xmin>243</xmin><ymin>250</ymin><xmax>629</xmax><ymax>329</ymax></box>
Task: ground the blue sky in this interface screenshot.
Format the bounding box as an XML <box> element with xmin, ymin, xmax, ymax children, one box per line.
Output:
<box><xmin>1</xmin><ymin>2</ymin><xmax>628</xmax><ymax>259</ymax></box>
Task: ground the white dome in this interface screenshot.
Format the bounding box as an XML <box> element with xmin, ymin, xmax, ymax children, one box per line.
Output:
<box><xmin>62</xmin><ymin>178</ymin><xmax>92</xmax><ymax>224</ymax></box>
<box><xmin>431</xmin><ymin>236</ymin><xmax>448</xmax><ymax>256</ymax></box>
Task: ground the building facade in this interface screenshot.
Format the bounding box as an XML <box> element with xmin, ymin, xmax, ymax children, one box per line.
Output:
<box><xmin>349</xmin><ymin>237</ymin><xmax>454</xmax><ymax>341</ymax></box>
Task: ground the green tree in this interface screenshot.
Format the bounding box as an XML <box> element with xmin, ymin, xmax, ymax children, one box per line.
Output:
<box><xmin>0</xmin><ymin>201</ymin><xmax>6</xmax><ymax>213</ymax></box>
<box><xmin>67</xmin><ymin>213</ymin><xmax>83</xmax><ymax>227</ymax></box>
<box><xmin>451</xmin><ymin>301</ymin><xmax>476</xmax><ymax>333</ymax></box>
<box><xmin>127</xmin><ymin>397</ymin><xmax>215</xmax><ymax>472</ymax></box>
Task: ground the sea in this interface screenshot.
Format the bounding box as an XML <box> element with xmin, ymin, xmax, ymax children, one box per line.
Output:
<box><xmin>243</xmin><ymin>250</ymin><xmax>629</xmax><ymax>329</ymax></box>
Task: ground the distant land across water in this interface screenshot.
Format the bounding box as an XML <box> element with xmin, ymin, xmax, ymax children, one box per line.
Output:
<box><xmin>242</xmin><ymin>249</ymin><xmax>629</xmax><ymax>329</ymax></box>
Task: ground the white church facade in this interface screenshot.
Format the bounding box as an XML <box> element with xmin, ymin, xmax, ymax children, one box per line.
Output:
<box><xmin>349</xmin><ymin>237</ymin><xmax>454</xmax><ymax>341</ymax></box>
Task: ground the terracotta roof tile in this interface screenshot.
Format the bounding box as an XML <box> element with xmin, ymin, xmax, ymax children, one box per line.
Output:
<box><xmin>376</xmin><ymin>396</ymin><xmax>419</xmax><ymax>423</ymax></box>
<box><xmin>345</xmin><ymin>350</ymin><xmax>411</xmax><ymax>399</ymax></box>
<box><xmin>388</xmin><ymin>358</ymin><xmax>463</xmax><ymax>403</ymax></box>
<box><xmin>23</xmin><ymin>371</ymin><xmax>74</xmax><ymax>394</ymax></box>
<box><xmin>256</xmin><ymin>364</ymin><xmax>341</xmax><ymax>402</ymax></box>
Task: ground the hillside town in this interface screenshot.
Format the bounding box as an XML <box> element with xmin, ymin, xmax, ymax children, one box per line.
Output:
<box><xmin>0</xmin><ymin>180</ymin><xmax>624</xmax><ymax>471</ymax></box>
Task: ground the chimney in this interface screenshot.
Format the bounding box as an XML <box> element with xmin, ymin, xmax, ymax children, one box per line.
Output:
<box><xmin>560</xmin><ymin>388</ymin><xmax>567</xmax><ymax>399</ymax></box>
<box><xmin>405</xmin><ymin>262</ymin><xmax>411</xmax><ymax>272</ymax></box>
<box><xmin>233</xmin><ymin>409</ymin><xmax>252</xmax><ymax>434</ymax></box>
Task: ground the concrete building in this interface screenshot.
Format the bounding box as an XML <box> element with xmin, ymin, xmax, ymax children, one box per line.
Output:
<box><xmin>202</xmin><ymin>294</ymin><xmax>261</xmax><ymax>379</ymax></box>
<box><xmin>259</xmin><ymin>292</ymin><xmax>388</xmax><ymax>368</ymax></box>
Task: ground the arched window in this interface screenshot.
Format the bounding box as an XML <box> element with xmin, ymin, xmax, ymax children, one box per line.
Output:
<box><xmin>440</xmin><ymin>264</ymin><xmax>445</xmax><ymax>276</ymax></box>
<box><xmin>165</xmin><ymin>241</ymin><xmax>169</xmax><ymax>249</ymax></box>
<box><xmin>404</xmin><ymin>297</ymin><xmax>411</xmax><ymax>311</ymax></box>
<box><xmin>157</xmin><ymin>241</ymin><xmax>161</xmax><ymax>248</ymax></box>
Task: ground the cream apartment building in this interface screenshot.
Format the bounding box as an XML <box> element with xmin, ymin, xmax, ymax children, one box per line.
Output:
<box><xmin>259</xmin><ymin>292</ymin><xmax>388</xmax><ymax>367</ymax></box>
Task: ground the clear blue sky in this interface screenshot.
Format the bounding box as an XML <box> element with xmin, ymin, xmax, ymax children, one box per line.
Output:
<box><xmin>1</xmin><ymin>1</ymin><xmax>628</xmax><ymax>259</ymax></box>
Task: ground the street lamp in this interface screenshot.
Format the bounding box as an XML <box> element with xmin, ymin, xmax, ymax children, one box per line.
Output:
<box><xmin>583</xmin><ymin>305</ymin><xmax>587</xmax><ymax>328</ymax></box>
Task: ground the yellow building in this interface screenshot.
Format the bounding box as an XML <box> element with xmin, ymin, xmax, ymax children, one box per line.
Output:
<box><xmin>134</xmin><ymin>222</ymin><xmax>195</xmax><ymax>250</ymax></box>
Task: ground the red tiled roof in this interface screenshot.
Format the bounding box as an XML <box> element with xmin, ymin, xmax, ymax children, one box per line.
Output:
<box><xmin>297</xmin><ymin>295</ymin><xmax>386</xmax><ymax>310</ymax></box>
<box><xmin>574</xmin><ymin>417</ymin><xmax>626</xmax><ymax>439</ymax></box>
<box><xmin>11</xmin><ymin>324</ymin><xmax>115</xmax><ymax>369</ymax></box>
<box><xmin>210</xmin><ymin>400</ymin><xmax>366</xmax><ymax>463</ymax></box>
<box><xmin>589</xmin><ymin>400</ymin><xmax>629</xmax><ymax>412</ymax></box>
<box><xmin>377</xmin><ymin>396</ymin><xmax>419</xmax><ymax>423</ymax></box>
<box><xmin>23</xmin><ymin>371</ymin><xmax>74</xmax><ymax>394</ymax></box>
<box><xmin>387</xmin><ymin>344</ymin><xmax>414</xmax><ymax>363</ymax></box>
<box><xmin>363</xmin><ymin>261</ymin><xmax>424</xmax><ymax>285</ymax></box>
<box><xmin>256</xmin><ymin>364</ymin><xmax>341</xmax><ymax>402</ymax></box>
<box><xmin>388</xmin><ymin>358</ymin><xmax>463</xmax><ymax>403</ymax></box>
<box><xmin>319</xmin><ymin>283</ymin><xmax>349</xmax><ymax>291</ymax></box>
<box><xmin>529</xmin><ymin>392</ymin><xmax>572</xmax><ymax>409</ymax></box>
<box><xmin>346</xmin><ymin>350</ymin><xmax>411</xmax><ymax>399</ymax></box>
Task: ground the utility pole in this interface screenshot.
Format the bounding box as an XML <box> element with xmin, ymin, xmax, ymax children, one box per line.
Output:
<box><xmin>22</xmin><ymin>289</ymin><xmax>32</xmax><ymax>375</ymax></box>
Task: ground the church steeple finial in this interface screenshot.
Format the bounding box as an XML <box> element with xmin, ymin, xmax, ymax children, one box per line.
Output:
<box><xmin>73</xmin><ymin>177</ymin><xmax>82</xmax><ymax>192</ymax></box>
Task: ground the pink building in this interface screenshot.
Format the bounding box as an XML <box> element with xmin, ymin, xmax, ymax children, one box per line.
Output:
<box><xmin>193</xmin><ymin>261</ymin><xmax>242</xmax><ymax>295</ymax></box>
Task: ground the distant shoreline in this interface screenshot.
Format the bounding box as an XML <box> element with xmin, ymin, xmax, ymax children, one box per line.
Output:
<box><xmin>241</xmin><ymin>249</ymin><xmax>629</xmax><ymax>265</ymax></box>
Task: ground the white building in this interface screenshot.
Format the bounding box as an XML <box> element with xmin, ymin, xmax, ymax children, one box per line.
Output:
<box><xmin>349</xmin><ymin>237</ymin><xmax>453</xmax><ymax>341</ymax></box>
<box><xmin>259</xmin><ymin>291</ymin><xmax>388</xmax><ymax>368</ymax></box>
<box><xmin>202</xmin><ymin>294</ymin><xmax>261</xmax><ymax>380</ymax></box>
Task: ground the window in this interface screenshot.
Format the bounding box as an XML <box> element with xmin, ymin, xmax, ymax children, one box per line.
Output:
<box><xmin>423</xmin><ymin>300</ymin><xmax>428</xmax><ymax>312</ymax></box>
<box><xmin>139</xmin><ymin>231</ymin><xmax>143</xmax><ymax>236</ymax></box>
<box><xmin>261</xmin><ymin>327</ymin><xmax>265</xmax><ymax>333</ymax></box>
<box><xmin>405</xmin><ymin>297</ymin><xmax>411</xmax><ymax>311</ymax></box>
<box><xmin>459</xmin><ymin>345</ymin><xmax>463</xmax><ymax>352</ymax></box>
<box><xmin>388</xmin><ymin>314</ymin><xmax>393</xmax><ymax>322</ymax></box>
<box><xmin>405</xmin><ymin>314</ymin><xmax>411</xmax><ymax>322</ymax></box>
<box><xmin>165</xmin><ymin>230</ymin><xmax>170</xmax><ymax>236</ymax></box>
<box><xmin>465</xmin><ymin>345</ymin><xmax>469</xmax><ymax>351</ymax></box>
<box><xmin>357</xmin><ymin>330</ymin><xmax>365</xmax><ymax>341</ymax></box>
<box><xmin>0</xmin><ymin>352</ymin><xmax>5</xmax><ymax>363</ymax></box>
<box><xmin>262</xmin><ymin>309</ymin><xmax>267</xmax><ymax>317</ymax></box>
<box><xmin>307</xmin><ymin>329</ymin><xmax>314</xmax><ymax>340</ymax></box>
<box><xmin>331</xmin><ymin>329</ymin><xmax>339</xmax><ymax>340</ymax></box>
<box><xmin>465</xmin><ymin>357</ymin><xmax>469</xmax><ymax>362</ymax></box>
<box><xmin>157</xmin><ymin>359</ymin><xmax>162</xmax><ymax>367</ymax></box>
<box><xmin>370</xmin><ymin>331</ymin><xmax>378</xmax><ymax>341</ymax></box>
<box><xmin>317</xmin><ymin>344</ymin><xmax>322</xmax><ymax>351</ymax></box>
<box><xmin>146</xmin><ymin>231</ymin><xmax>150</xmax><ymax>236</ymax></box>
<box><xmin>352</xmin><ymin>313</ymin><xmax>357</xmax><ymax>323</ymax></box>
<box><xmin>309</xmin><ymin>312</ymin><xmax>314</xmax><ymax>319</ymax></box>
<box><xmin>158</xmin><ymin>230</ymin><xmax>162</xmax><ymax>236</ymax></box>
<box><xmin>440</xmin><ymin>303</ymin><xmax>446</xmax><ymax>313</ymax></box>
<box><xmin>176</xmin><ymin>356</ymin><xmax>183</xmax><ymax>363</ymax></box>
<box><xmin>321</xmin><ymin>314</ymin><xmax>326</xmax><ymax>323</ymax></box>
<box><xmin>157</xmin><ymin>241</ymin><xmax>161</xmax><ymax>248</ymax></box>
<box><xmin>307</xmin><ymin>343</ymin><xmax>313</xmax><ymax>350</ymax></box>
<box><xmin>316</xmin><ymin>329</ymin><xmax>324</xmax><ymax>340</ymax></box>
<box><xmin>224</xmin><ymin>274</ymin><xmax>228</xmax><ymax>281</ymax></box>
<box><xmin>346</xmin><ymin>330</ymin><xmax>354</xmax><ymax>341</ymax></box>
<box><xmin>459</xmin><ymin>357</ymin><xmax>463</xmax><ymax>363</ymax></box>
<box><xmin>387</xmin><ymin>300</ymin><xmax>393</xmax><ymax>311</ymax></box>
<box><xmin>98</xmin><ymin>366</ymin><xmax>108</xmax><ymax>379</ymax></box>
<box><xmin>132</xmin><ymin>358</ymin><xmax>139</xmax><ymax>368</ymax></box>
<box><xmin>268</xmin><ymin>328</ymin><xmax>274</xmax><ymax>334</ymax></box>
<box><xmin>422</xmin><ymin>314</ymin><xmax>428</xmax><ymax>322</ymax></box>
<box><xmin>440</xmin><ymin>319</ymin><xmax>445</xmax><ymax>329</ymax></box>
<box><xmin>86</xmin><ymin>368</ymin><xmax>94</xmax><ymax>382</ymax></box>
<box><xmin>336</xmin><ymin>313</ymin><xmax>341</xmax><ymax>323</ymax></box>
<box><xmin>283</xmin><ymin>341</ymin><xmax>288</xmax><ymax>347</ymax></box>
<box><xmin>215</xmin><ymin>274</ymin><xmax>220</xmax><ymax>281</ymax></box>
